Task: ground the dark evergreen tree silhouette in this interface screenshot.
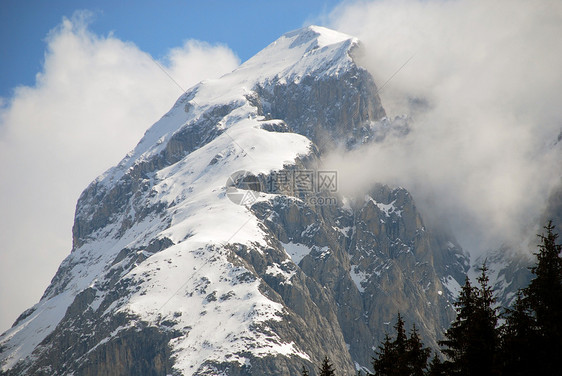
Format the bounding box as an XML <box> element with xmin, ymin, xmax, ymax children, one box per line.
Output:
<box><xmin>526</xmin><ymin>221</ymin><xmax>562</xmax><ymax>374</ymax></box>
<box><xmin>439</xmin><ymin>277</ymin><xmax>476</xmax><ymax>375</ymax></box>
<box><xmin>501</xmin><ymin>221</ymin><xmax>562</xmax><ymax>376</ymax></box>
<box><xmin>471</xmin><ymin>262</ymin><xmax>500</xmax><ymax>375</ymax></box>
<box><xmin>372</xmin><ymin>313</ymin><xmax>430</xmax><ymax>376</ymax></box>
<box><xmin>427</xmin><ymin>353</ymin><xmax>446</xmax><ymax>376</ymax></box>
<box><xmin>500</xmin><ymin>291</ymin><xmax>536</xmax><ymax>376</ymax></box>
<box><xmin>372</xmin><ymin>333</ymin><xmax>396</xmax><ymax>376</ymax></box>
<box><xmin>392</xmin><ymin>313</ymin><xmax>409</xmax><ymax>376</ymax></box>
<box><xmin>301</xmin><ymin>365</ymin><xmax>311</xmax><ymax>376</ymax></box>
<box><xmin>318</xmin><ymin>356</ymin><xmax>336</xmax><ymax>376</ymax></box>
<box><xmin>405</xmin><ymin>324</ymin><xmax>430</xmax><ymax>376</ymax></box>
<box><xmin>439</xmin><ymin>263</ymin><xmax>500</xmax><ymax>376</ymax></box>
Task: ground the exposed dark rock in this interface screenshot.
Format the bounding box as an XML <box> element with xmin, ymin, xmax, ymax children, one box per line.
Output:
<box><xmin>255</xmin><ymin>63</ymin><xmax>386</xmax><ymax>151</ymax></box>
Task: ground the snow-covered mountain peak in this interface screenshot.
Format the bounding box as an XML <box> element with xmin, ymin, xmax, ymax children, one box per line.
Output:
<box><xmin>239</xmin><ymin>25</ymin><xmax>358</xmax><ymax>83</ymax></box>
<box><xmin>1</xmin><ymin>26</ymin><xmax>368</xmax><ymax>374</ymax></box>
<box><xmin>1</xmin><ymin>26</ymin><xmax>423</xmax><ymax>376</ymax></box>
<box><xmin>286</xmin><ymin>25</ymin><xmax>355</xmax><ymax>48</ymax></box>
<box><xmin>99</xmin><ymin>26</ymin><xmax>360</xmax><ymax>189</ymax></box>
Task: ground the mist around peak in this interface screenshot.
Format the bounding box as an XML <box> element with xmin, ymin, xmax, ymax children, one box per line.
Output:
<box><xmin>323</xmin><ymin>0</ymin><xmax>562</xmax><ymax>257</ymax></box>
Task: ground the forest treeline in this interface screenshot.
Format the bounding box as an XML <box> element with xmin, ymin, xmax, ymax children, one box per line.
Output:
<box><xmin>303</xmin><ymin>222</ymin><xmax>562</xmax><ymax>376</ymax></box>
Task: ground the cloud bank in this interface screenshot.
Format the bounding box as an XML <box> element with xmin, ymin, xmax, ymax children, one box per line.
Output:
<box><xmin>326</xmin><ymin>0</ymin><xmax>562</xmax><ymax>255</ymax></box>
<box><xmin>0</xmin><ymin>11</ymin><xmax>239</xmax><ymax>332</ymax></box>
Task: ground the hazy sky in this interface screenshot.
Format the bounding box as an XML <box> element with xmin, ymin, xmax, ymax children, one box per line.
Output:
<box><xmin>1</xmin><ymin>0</ymin><xmax>561</xmax><ymax>334</ymax></box>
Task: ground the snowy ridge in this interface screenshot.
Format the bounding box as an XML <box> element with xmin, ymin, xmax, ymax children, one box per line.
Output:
<box><xmin>441</xmin><ymin>275</ymin><xmax>462</xmax><ymax>298</ymax></box>
<box><xmin>365</xmin><ymin>195</ymin><xmax>402</xmax><ymax>217</ymax></box>
<box><xmin>472</xmin><ymin>246</ymin><xmax>533</xmax><ymax>308</ymax></box>
<box><xmin>0</xmin><ymin>106</ymin><xmax>313</xmax><ymax>373</ymax></box>
<box><xmin>117</xmin><ymin>117</ymin><xmax>313</xmax><ymax>374</ymax></box>
<box><xmin>96</xmin><ymin>25</ymin><xmax>358</xmax><ymax>188</ymax></box>
<box><xmin>0</xmin><ymin>210</ymin><xmax>169</xmax><ymax>370</ymax></box>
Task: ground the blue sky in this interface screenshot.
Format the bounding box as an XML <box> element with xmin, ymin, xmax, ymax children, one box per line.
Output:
<box><xmin>1</xmin><ymin>0</ymin><xmax>342</xmax><ymax>98</ymax></box>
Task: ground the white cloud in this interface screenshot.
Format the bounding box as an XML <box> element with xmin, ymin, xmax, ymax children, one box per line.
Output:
<box><xmin>0</xmin><ymin>11</ymin><xmax>239</xmax><ymax>333</ymax></box>
<box><xmin>326</xmin><ymin>0</ymin><xmax>562</xmax><ymax>254</ymax></box>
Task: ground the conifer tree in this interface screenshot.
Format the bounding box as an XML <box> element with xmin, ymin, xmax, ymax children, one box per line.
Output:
<box><xmin>301</xmin><ymin>365</ymin><xmax>311</xmax><ymax>376</ymax></box>
<box><xmin>318</xmin><ymin>356</ymin><xmax>336</xmax><ymax>376</ymax></box>
<box><xmin>426</xmin><ymin>353</ymin><xmax>446</xmax><ymax>376</ymax></box>
<box><xmin>405</xmin><ymin>324</ymin><xmax>430</xmax><ymax>376</ymax></box>
<box><xmin>372</xmin><ymin>333</ymin><xmax>396</xmax><ymax>376</ymax></box>
<box><xmin>439</xmin><ymin>277</ymin><xmax>476</xmax><ymax>374</ymax></box>
<box><xmin>440</xmin><ymin>264</ymin><xmax>500</xmax><ymax>376</ymax></box>
<box><xmin>500</xmin><ymin>291</ymin><xmax>536</xmax><ymax>376</ymax></box>
<box><xmin>392</xmin><ymin>313</ymin><xmax>409</xmax><ymax>376</ymax></box>
<box><xmin>471</xmin><ymin>262</ymin><xmax>499</xmax><ymax>375</ymax></box>
<box><xmin>502</xmin><ymin>221</ymin><xmax>562</xmax><ymax>375</ymax></box>
<box><xmin>372</xmin><ymin>313</ymin><xmax>430</xmax><ymax>376</ymax></box>
<box><xmin>526</xmin><ymin>221</ymin><xmax>562</xmax><ymax>352</ymax></box>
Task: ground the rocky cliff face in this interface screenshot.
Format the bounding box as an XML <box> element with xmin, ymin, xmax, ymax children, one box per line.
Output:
<box><xmin>0</xmin><ymin>26</ymin><xmax>468</xmax><ymax>376</ymax></box>
<box><xmin>252</xmin><ymin>181</ymin><xmax>468</xmax><ymax>370</ymax></box>
<box><xmin>255</xmin><ymin>64</ymin><xmax>386</xmax><ymax>150</ymax></box>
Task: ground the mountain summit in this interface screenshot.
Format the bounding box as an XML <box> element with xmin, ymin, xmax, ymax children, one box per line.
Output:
<box><xmin>1</xmin><ymin>26</ymin><xmax>467</xmax><ymax>376</ymax></box>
